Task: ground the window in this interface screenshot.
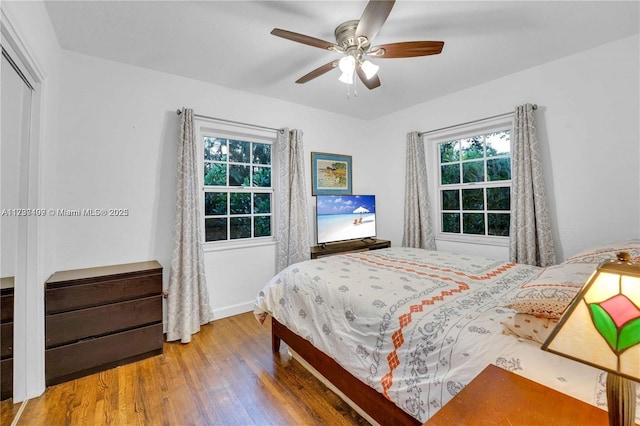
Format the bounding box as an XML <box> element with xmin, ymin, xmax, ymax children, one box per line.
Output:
<box><xmin>436</xmin><ymin>128</ymin><xmax>511</xmax><ymax>241</ymax></box>
<box><xmin>200</xmin><ymin>129</ymin><xmax>274</xmax><ymax>244</ymax></box>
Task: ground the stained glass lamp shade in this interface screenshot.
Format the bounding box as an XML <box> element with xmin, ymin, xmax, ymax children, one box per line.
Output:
<box><xmin>542</xmin><ymin>253</ymin><xmax>640</xmax><ymax>426</ymax></box>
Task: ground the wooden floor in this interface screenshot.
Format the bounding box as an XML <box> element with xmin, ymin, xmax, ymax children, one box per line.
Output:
<box><xmin>0</xmin><ymin>313</ymin><xmax>368</xmax><ymax>425</ymax></box>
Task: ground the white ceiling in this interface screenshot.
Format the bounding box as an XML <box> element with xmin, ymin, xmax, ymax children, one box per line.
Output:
<box><xmin>44</xmin><ymin>1</ymin><xmax>639</xmax><ymax>120</ymax></box>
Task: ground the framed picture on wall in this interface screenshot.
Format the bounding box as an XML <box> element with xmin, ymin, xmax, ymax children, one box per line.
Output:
<box><xmin>311</xmin><ymin>152</ymin><xmax>352</xmax><ymax>195</ymax></box>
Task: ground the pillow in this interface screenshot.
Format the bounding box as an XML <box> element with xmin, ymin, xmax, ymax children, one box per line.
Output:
<box><xmin>502</xmin><ymin>313</ymin><xmax>558</xmax><ymax>344</ymax></box>
<box><xmin>563</xmin><ymin>239</ymin><xmax>640</xmax><ymax>264</ymax></box>
<box><xmin>502</xmin><ymin>263</ymin><xmax>596</xmax><ymax>319</ymax></box>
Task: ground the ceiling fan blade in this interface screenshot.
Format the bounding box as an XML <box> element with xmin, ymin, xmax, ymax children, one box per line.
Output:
<box><xmin>356</xmin><ymin>66</ymin><xmax>381</xmax><ymax>90</ymax></box>
<box><xmin>369</xmin><ymin>41</ymin><xmax>445</xmax><ymax>58</ymax></box>
<box><xmin>355</xmin><ymin>0</ymin><xmax>395</xmax><ymax>45</ymax></box>
<box><xmin>295</xmin><ymin>60</ymin><xmax>339</xmax><ymax>84</ymax></box>
<box><xmin>271</xmin><ymin>28</ymin><xmax>340</xmax><ymax>51</ymax></box>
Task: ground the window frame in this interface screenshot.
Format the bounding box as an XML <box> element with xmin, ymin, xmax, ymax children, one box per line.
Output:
<box><xmin>425</xmin><ymin>116</ymin><xmax>513</xmax><ymax>247</ymax></box>
<box><xmin>195</xmin><ymin>119</ymin><xmax>277</xmax><ymax>250</ymax></box>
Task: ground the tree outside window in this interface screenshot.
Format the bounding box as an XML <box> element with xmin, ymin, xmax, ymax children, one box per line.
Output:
<box><xmin>203</xmin><ymin>136</ymin><xmax>273</xmax><ymax>242</ymax></box>
<box><xmin>438</xmin><ymin>130</ymin><xmax>511</xmax><ymax>238</ymax></box>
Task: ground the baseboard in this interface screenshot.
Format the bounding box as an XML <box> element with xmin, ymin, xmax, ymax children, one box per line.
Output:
<box><xmin>162</xmin><ymin>301</ymin><xmax>255</xmax><ymax>333</ymax></box>
<box><xmin>211</xmin><ymin>301</ymin><xmax>254</xmax><ymax>320</ymax></box>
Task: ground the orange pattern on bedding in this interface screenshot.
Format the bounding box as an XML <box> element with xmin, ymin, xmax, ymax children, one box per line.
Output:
<box><xmin>373</xmin><ymin>260</ymin><xmax>518</xmax><ymax>399</ymax></box>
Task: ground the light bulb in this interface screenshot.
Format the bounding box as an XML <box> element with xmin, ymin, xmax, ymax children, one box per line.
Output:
<box><xmin>360</xmin><ymin>59</ymin><xmax>379</xmax><ymax>80</ymax></box>
<box><xmin>339</xmin><ymin>55</ymin><xmax>356</xmax><ymax>73</ymax></box>
<box><xmin>338</xmin><ymin>55</ymin><xmax>355</xmax><ymax>85</ymax></box>
<box><xmin>339</xmin><ymin>71</ymin><xmax>354</xmax><ymax>85</ymax></box>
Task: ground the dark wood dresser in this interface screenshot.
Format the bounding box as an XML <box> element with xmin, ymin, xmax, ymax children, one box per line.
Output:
<box><xmin>45</xmin><ymin>261</ymin><xmax>164</xmax><ymax>386</ymax></box>
<box><xmin>1</xmin><ymin>277</ymin><xmax>14</xmax><ymax>400</ymax></box>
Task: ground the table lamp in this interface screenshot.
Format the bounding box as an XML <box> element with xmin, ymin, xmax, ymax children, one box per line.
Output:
<box><xmin>542</xmin><ymin>252</ymin><xmax>640</xmax><ymax>426</ymax></box>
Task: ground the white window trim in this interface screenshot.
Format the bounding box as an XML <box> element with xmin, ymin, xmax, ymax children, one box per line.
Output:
<box><xmin>424</xmin><ymin>115</ymin><xmax>513</xmax><ymax>247</ymax></box>
<box><xmin>195</xmin><ymin>119</ymin><xmax>277</xmax><ymax>249</ymax></box>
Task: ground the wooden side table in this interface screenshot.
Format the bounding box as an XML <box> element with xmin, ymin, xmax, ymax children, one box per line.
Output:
<box><xmin>425</xmin><ymin>364</ymin><xmax>610</xmax><ymax>425</ymax></box>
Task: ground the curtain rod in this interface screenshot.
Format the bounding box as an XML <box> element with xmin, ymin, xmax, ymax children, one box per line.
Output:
<box><xmin>176</xmin><ymin>109</ymin><xmax>280</xmax><ymax>133</ymax></box>
<box><xmin>419</xmin><ymin>104</ymin><xmax>537</xmax><ymax>137</ymax></box>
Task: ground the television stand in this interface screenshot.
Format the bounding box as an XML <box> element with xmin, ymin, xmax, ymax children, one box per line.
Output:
<box><xmin>310</xmin><ymin>239</ymin><xmax>390</xmax><ymax>259</ymax></box>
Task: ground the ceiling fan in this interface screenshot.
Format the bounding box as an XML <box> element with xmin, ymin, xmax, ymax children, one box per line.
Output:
<box><xmin>271</xmin><ymin>0</ymin><xmax>444</xmax><ymax>90</ymax></box>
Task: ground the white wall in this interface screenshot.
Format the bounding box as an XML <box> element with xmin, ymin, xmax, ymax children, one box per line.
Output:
<box><xmin>56</xmin><ymin>51</ymin><xmax>366</xmax><ymax>319</ymax></box>
<box><xmin>366</xmin><ymin>35</ymin><xmax>640</xmax><ymax>261</ymax></box>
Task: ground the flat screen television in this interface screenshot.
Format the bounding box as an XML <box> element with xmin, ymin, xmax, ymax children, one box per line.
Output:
<box><xmin>316</xmin><ymin>194</ymin><xmax>376</xmax><ymax>244</ymax></box>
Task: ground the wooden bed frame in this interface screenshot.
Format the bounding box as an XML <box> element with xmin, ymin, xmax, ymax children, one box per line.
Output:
<box><xmin>271</xmin><ymin>317</ymin><xmax>420</xmax><ymax>426</ymax></box>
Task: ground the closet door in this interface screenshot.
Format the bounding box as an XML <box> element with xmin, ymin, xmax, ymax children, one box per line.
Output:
<box><xmin>2</xmin><ymin>45</ymin><xmax>33</xmax><ymax>276</ymax></box>
<box><xmin>1</xmin><ymin>42</ymin><xmax>34</xmax><ymax>401</ymax></box>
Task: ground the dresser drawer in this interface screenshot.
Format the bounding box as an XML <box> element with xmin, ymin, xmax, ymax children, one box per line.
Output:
<box><xmin>46</xmin><ymin>295</ymin><xmax>162</xmax><ymax>348</ymax></box>
<box><xmin>46</xmin><ymin>273</ymin><xmax>162</xmax><ymax>314</ymax></box>
<box><xmin>0</xmin><ymin>322</ymin><xmax>12</xmax><ymax>359</ymax></box>
<box><xmin>0</xmin><ymin>292</ymin><xmax>13</xmax><ymax>323</ymax></box>
<box><xmin>0</xmin><ymin>358</ymin><xmax>12</xmax><ymax>400</ymax></box>
<box><xmin>45</xmin><ymin>323</ymin><xmax>163</xmax><ymax>386</ymax></box>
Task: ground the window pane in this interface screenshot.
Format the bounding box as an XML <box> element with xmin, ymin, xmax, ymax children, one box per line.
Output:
<box><xmin>253</xmin><ymin>143</ymin><xmax>271</xmax><ymax>165</ymax></box>
<box><xmin>254</xmin><ymin>193</ymin><xmax>271</xmax><ymax>214</ymax></box>
<box><xmin>229</xmin><ymin>140</ymin><xmax>250</xmax><ymax>163</ymax></box>
<box><xmin>441</xmin><ymin>189</ymin><xmax>459</xmax><ymax>210</ymax></box>
<box><xmin>441</xmin><ymin>164</ymin><xmax>460</xmax><ymax>184</ymax></box>
<box><xmin>442</xmin><ymin>213</ymin><xmax>460</xmax><ymax>233</ymax></box>
<box><xmin>440</xmin><ymin>141</ymin><xmax>459</xmax><ymax>163</ymax></box>
<box><xmin>462</xmin><ymin>161</ymin><xmax>484</xmax><ymax>183</ymax></box>
<box><xmin>204</xmin><ymin>162</ymin><xmax>227</xmax><ymax>186</ymax></box>
<box><xmin>486</xmin><ymin>131</ymin><xmax>510</xmax><ymax>157</ymax></box>
<box><xmin>487</xmin><ymin>187</ymin><xmax>510</xmax><ymax>210</ymax></box>
<box><xmin>205</xmin><ymin>192</ymin><xmax>227</xmax><ymax>216</ymax></box>
<box><xmin>230</xmin><ymin>217</ymin><xmax>251</xmax><ymax>239</ymax></box>
<box><xmin>202</xmin><ymin>134</ymin><xmax>273</xmax><ymax>244</ymax></box>
<box><xmin>488</xmin><ymin>213</ymin><xmax>510</xmax><ymax>236</ymax></box>
<box><xmin>252</xmin><ymin>166</ymin><xmax>271</xmax><ymax>187</ymax></box>
<box><xmin>230</xmin><ymin>192</ymin><xmax>251</xmax><ymax>214</ymax></box>
<box><xmin>204</xmin><ymin>137</ymin><xmax>227</xmax><ymax>161</ymax></box>
<box><xmin>229</xmin><ymin>164</ymin><xmax>250</xmax><ymax>186</ymax></box>
<box><xmin>463</xmin><ymin>213</ymin><xmax>485</xmax><ymax>235</ymax></box>
<box><xmin>461</xmin><ymin>137</ymin><xmax>484</xmax><ymax>160</ymax></box>
<box><xmin>462</xmin><ymin>188</ymin><xmax>484</xmax><ymax>210</ymax></box>
<box><xmin>487</xmin><ymin>158</ymin><xmax>511</xmax><ymax>181</ymax></box>
<box><xmin>205</xmin><ymin>218</ymin><xmax>227</xmax><ymax>241</ymax></box>
<box><xmin>254</xmin><ymin>216</ymin><xmax>271</xmax><ymax>237</ymax></box>
<box><xmin>436</xmin><ymin>128</ymin><xmax>510</xmax><ymax>239</ymax></box>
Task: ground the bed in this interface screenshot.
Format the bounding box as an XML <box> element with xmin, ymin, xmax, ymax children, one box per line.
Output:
<box><xmin>254</xmin><ymin>242</ymin><xmax>640</xmax><ymax>425</ymax></box>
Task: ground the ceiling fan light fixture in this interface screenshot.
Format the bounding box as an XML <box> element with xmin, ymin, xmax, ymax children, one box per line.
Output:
<box><xmin>338</xmin><ymin>55</ymin><xmax>356</xmax><ymax>85</ymax></box>
<box><xmin>339</xmin><ymin>55</ymin><xmax>356</xmax><ymax>73</ymax></box>
<box><xmin>339</xmin><ymin>70</ymin><xmax>354</xmax><ymax>85</ymax></box>
<box><xmin>360</xmin><ymin>59</ymin><xmax>379</xmax><ymax>80</ymax></box>
<box><xmin>272</xmin><ymin>0</ymin><xmax>445</xmax><ymax>91</ymax></box>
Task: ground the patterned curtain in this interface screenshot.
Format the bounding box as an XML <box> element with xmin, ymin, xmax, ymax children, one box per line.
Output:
<box><xmin>509</xmin><ymin>104</ymin><xmax>556</xmax><ymax>267</ymax></box>
<box><xmin>167</xmin><ymin>108</ymin><xmax>213</xmax><ymax>343</ymax></box>
<box><xmin>277</xmin><ymin>128</ymin><xmax>310</xmax><ymax>272</ymax></box>
<box><xmin>402</xmin><ymin>131</ymin><xmax>436</xmax><ymax>249</ymax></box>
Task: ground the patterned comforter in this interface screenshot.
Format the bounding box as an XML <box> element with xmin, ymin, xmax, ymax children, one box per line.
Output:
<box><xmin>254</xmin><ymin>247</ymin><xmax>627</xmax><ymax>423</ymax></box>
